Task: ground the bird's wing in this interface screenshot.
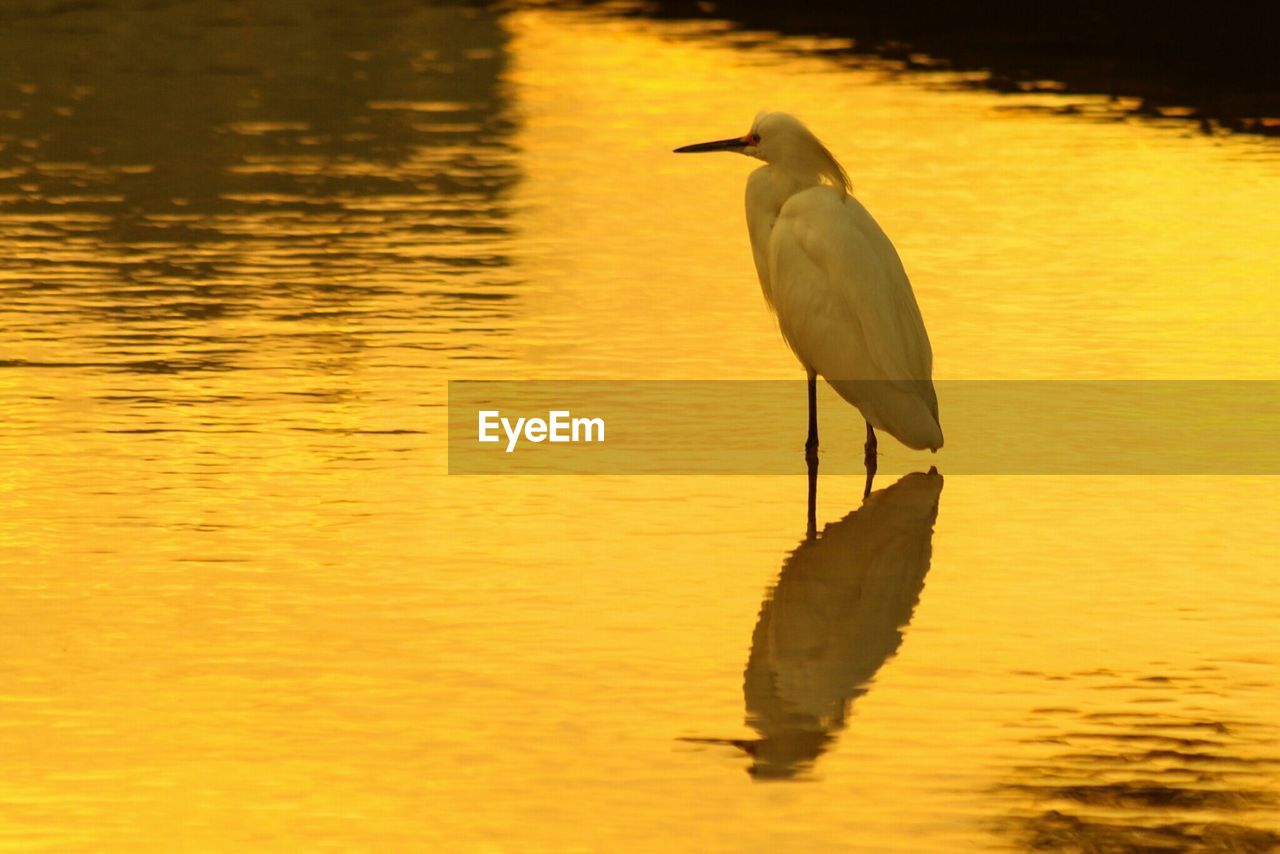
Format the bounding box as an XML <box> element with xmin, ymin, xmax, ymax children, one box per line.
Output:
<box><xmin>770</xmin><ymin>187</ymin><xmax>933</xmax><ymax>384</ymax></box>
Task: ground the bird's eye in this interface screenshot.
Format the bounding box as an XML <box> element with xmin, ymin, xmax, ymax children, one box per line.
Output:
<box><xmin>748</xmin><ymin>133</ymin><xmax>761</xmax><ymax>145</ymax></box>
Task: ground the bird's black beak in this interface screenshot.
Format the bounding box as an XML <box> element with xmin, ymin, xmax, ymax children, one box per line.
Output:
<box><xmin>673</xmin><ymin>136</ymin><xmax>749</xmax><ymax>154</ymax></box>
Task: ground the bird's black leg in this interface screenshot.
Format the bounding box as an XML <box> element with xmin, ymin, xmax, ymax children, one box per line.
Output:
<box><xmin>805</xmin><ymin>372</ymin><xmax>818</xmax><ymax>465</ymax></box>
<box><xmin>863</xmin><ymin>421</ymin><xmax>878</xmax><ymax>499</ymax></box>
<box><xmin>806</xmin><ymin>452</ymin><xmax>818</xmax><ymax>540</ymax></box>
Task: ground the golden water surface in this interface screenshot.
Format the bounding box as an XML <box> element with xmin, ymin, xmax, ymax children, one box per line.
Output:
<box><xmin>2</xmin><ymin>2</ymin><xmax>1279</xmax><ymax>851</ymax></box>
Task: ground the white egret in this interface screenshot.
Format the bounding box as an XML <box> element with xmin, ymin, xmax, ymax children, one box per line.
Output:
<box><xmin>675</xmin><ymin>112</ymin><xmax>941</xmax><ymax>488</ymax></box>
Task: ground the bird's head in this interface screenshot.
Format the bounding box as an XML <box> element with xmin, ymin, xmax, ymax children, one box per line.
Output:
<box><xmin>674</xmin><ymin>111</ymin><xmax>849</xmax><ymax>195</ymax></box>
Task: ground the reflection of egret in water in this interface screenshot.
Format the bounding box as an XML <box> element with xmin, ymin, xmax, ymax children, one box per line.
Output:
<box><xmin>685</xmin><ymin>470</ymin><xmax>942</xmax><ymax>779</ymax></box>
<box><xmin>747</xmin><ymin>470</ymin><xmax>942</xmax><ymax>778</ymax></box>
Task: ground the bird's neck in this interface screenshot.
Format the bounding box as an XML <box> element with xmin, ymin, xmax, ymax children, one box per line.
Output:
<box><xmin>767</xmin><ymin>164</ymin><xmax>821</xmax><ymax>200</ymax></box>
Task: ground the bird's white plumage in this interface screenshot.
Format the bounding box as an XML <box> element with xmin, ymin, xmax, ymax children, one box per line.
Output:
<box><xmin>740</xmin><ymin>113</ymin><xmax>942</xmax><ymax>450</ymax></box>
<box><xmin>761</xmin><ymin>183</ymin><xmax>941</xmax><ymax>449</ymax></box>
